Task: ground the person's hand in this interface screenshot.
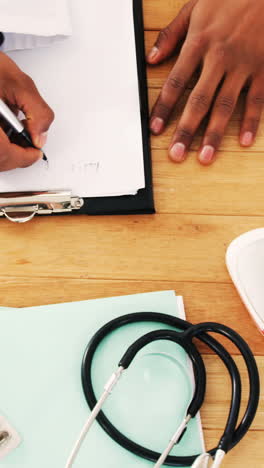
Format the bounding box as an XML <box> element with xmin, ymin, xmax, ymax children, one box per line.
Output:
<box><xmin>0</xmin><ymin>52</ymin><xmax>54</xmax><ymax>171</ymax></box>
<box><xmin>148</xmin><ymin>0</ymin><xmax>264</xmax><ymax>165</ymax></box>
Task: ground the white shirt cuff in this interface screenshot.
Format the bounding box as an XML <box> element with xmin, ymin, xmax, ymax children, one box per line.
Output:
<box><xmin>0</xmin><ymin>0</ymin><xmax>72</xmax><ymax>51</ymax></box>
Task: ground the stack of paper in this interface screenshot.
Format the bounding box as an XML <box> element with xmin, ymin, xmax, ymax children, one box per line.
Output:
<box><xmin>0</xmin><ymin>0</ymin><xmax>145</xmax><ymax>197</ymax></box>
<box><xmin>0</xmin><ymin>0</ymin><xmax>72</xmax><ymax>51</ymax></box>
<box><xmin>0</xmin><ymin>291</ymin><xmax>204</xmax><ymax>467</ymax></box>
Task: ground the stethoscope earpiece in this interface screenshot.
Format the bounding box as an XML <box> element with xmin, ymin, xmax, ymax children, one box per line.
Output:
<box><xmin>191</xmin><ymin>450</ymin><xmax>225</xmax><ymax>468</ymax></box>
<box><xmin>191</xmin><ymin>453</ymin><xmax>212</xmax><ymax>468</ymax></box>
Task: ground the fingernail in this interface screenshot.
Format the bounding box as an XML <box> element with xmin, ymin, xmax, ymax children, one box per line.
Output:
<box><xmin>148</xmin><ymin>46</ymin><xmax>159</xmax><ymax>62</ymax></box>
<box><xmin>36</xmin><ymin>132</ymin><xmax>48</xmax><ymax>148</ymax></box>
<box><xmin>151</xmin><ymin>117</ymin><xmax>164</xmax><ymax>134</ymax></box>
<box><xmin>241</xmin><ymin>131</ymin><xmax>253</xmax><ymax>146</ymax></box>
<box><xmin>169</xmin><ymin>142</ymin><xmax>186</xmax><ymax>162</ymax></box>
<box><xmin>199</xmin><ymin>145</ymin><xmax>215</xmax><ymax>164</ymax></box>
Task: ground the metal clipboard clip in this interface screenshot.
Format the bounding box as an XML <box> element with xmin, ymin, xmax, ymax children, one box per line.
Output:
<box><xmin>0</xmin><ymin>191</ymin><xmax>84</xmax><ymax>223</ymax></box>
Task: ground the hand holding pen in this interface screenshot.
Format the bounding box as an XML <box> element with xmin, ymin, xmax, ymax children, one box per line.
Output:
<box><xmin>0</xmin><ymin>52</ymin><xmax>54</xmax><ymax>172</ymax></box>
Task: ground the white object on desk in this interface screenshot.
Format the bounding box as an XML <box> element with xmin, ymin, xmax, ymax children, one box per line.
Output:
<box><xmin>226</xmin><ymin>228</ymin><xmax>264</xmax><ymax>335</ymax></box>
<box><xmin>0</xmin><ymin>0</ymin><xmax>145</xmax><ymax>198</ymax></box>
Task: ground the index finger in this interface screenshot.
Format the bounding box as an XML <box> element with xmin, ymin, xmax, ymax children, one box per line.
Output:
<box><xmin>0</xmin><ymin>128</ymin><xmax>42</xmax><ymax>172</ymax></box>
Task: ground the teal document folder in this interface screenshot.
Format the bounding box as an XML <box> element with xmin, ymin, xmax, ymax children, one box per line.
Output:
<box><xmin>0</xmin><ymin>291</ymin><xmax>204</xmax><ymax>467</ymax></box>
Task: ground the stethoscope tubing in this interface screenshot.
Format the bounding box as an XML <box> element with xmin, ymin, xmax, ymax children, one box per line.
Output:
<box><xmin>81</xmin><ymin>312</ymin><xmax>259</xmax><ymax>466</ymax></box>
<box><xmin>183</xmin><ymin>322</ymin><xmax>260</xmax><ymax>452</ymax></box>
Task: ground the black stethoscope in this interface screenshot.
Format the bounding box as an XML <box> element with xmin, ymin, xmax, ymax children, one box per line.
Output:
<box><xmin>65</xmin><ymin>312</ymin><xmax>260</xmax><ymax>468</ymax></box>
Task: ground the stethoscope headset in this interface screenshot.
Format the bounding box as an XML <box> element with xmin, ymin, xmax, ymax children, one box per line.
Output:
<box><xmin>65</xmin><ymin>312</ymin><xmax>260</xmax><ymax>468</ymax></box>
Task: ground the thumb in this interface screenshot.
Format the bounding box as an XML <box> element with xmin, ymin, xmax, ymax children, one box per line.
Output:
<box><xmin>15</xmin><ymin>74</ymin><xmax>55</xmax><ymax>149</ymax></box>
<box><xmin>147</xmin><ymin>0</ymin><xmax>197</xmax><ymax>65</ymax></box>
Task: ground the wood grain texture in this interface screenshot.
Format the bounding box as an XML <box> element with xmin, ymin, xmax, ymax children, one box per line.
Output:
<box><xmin>0</xmin><ymin>1</ymin><xmax>263</xmax><ymax>465</ymax></box>
<box><xmin>0</xmin><ymin>277</ymin><xmax>263</xmax><ymax>354</ymax></box>
<box><xmin>152</xmin><ymin>149</ymin><xmax>264</xmax><ymax>215</ymax></box>
<box><xmin>201</xmin><ymin>355</ymin><xmax>263</xmax><ymax>431</ymax></box>
<box><xmin>143</xmin><ymin>0</ymin><xmax>186</xmax><ymax>29</ymax></box>
<box><xmin>202</xmin><ymin>431</ymin><xmax>263</xmax><ymax>467</ymax></box>
<box><xmin>1</xmin><ymin>215</ymin><xmax>264</xmax><ymax>283</ymax></box>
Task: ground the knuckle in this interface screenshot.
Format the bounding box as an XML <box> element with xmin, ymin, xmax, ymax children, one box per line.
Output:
<box><xmin>185</xmin><ymin>32</ymin><xmax>207</xmax><ymax>53</ymax></box>
<box><xmin>44</xmin><ymin>106</ymin><xmax>55</xmax><ymax>124</ymax></box>
<box><xmin>19</xmin><ymin>74</ymin><xmax>54</xmax><ymax>125</ymax></box>
<box><xmin>249</xmin><ymin>95</ymin><xmax>264</xmax><ymax>108</ymax></box>
<box><xmin>215</xmin><ymin>95</ymin><xmax>235</xmax><ymax>116</ymax></box>
<box><xmin>189</xmin><ymin>92</ymin><xmax>210</xmax><ymax>113</ymax></box>
<box><xmin>205</xmin><ymin>130</ymin><xmax>222</xmax><ymax>148</ymax></box>
<box><xmin>168</xmin><ymin>75</ymin><xmax>186</xmax><ymax>91</ymax></box>
<box><xmin>153</xmin><ymin>100</ymin><xmax>171</xmax><ymax>120</ymax></box>
<box><xmin>213</xmin><ymin>42</ymin><xmax>227</xmax><ymax>60</ymax></box>
<box><xmin>20</xmin><ymin>72</ymin><xmax>36</xmax><ymax>89</ymax></box>
<box><xmin>156</xmin><ymin>26</ymin><xmax>171</xmax><ymax>46</ymax></box>
<box><xmin>38</xmin><ymin>103</ymin><xmax>55</xmax><ymax>130</ymax></box>
<box><xmin>176</xmin><ymin>126</ymin><xmax>193</xmax><ymax>140</ymax></box>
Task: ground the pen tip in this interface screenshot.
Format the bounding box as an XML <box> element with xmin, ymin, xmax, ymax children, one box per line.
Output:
<box><xmin>42</xmin><ymin>153</ymin><xmax>48</xmax><ymax>161</ymax></box>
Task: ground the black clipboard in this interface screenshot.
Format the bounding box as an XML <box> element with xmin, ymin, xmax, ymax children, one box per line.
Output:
<box><xmin>0</xmin><ymin>0</ymin><xmax>155</xmax><ymax>222</ymax></box>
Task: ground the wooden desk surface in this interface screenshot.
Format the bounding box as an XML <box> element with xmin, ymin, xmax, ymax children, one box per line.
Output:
<box><xmin>0</xmin><ymin>1</ymin><xmax>263</xmax><ymax>466</ymax></box>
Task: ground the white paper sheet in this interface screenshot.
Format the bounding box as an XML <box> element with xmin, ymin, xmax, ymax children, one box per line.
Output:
<box><xmin>0</xmin><ymin>0</ymin><xmax>145</xmax><ymax>197</ymax></box>
<box><xmin>0</xmin><ymin>0</ymin><xmax>72</xmax><ymax>51</ymax></box>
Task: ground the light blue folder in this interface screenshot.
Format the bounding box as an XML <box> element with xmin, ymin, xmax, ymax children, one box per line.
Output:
<box><xmin>0</xmin><ymin>291</ymin><xmax>204</xmax><ymax>467</ymax></box>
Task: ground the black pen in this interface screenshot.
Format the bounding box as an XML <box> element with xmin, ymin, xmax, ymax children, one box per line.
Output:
<box><xmin>0</xmin><ymin>98</ymin><xmax>47</xmax><ymax>161</ymax></box>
